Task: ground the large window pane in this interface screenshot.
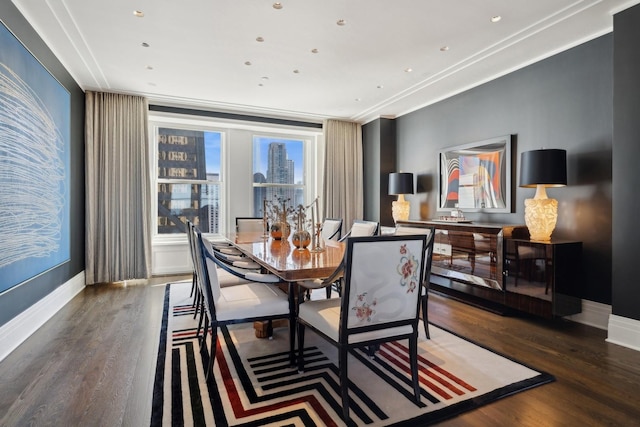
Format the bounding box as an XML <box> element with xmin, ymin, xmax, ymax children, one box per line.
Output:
<box><xmin>158</xmin><ymin>128</ymin><xmax>222</xmax><ymax>234</ymax></box>
<box><xmin>252</xmin><ymin>136</ymin><xmax>304</xmax><ymax>217</ymax></box>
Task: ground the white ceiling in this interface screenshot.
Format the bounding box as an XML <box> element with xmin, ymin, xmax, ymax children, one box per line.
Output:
<box><xmin>12</xmin><ymin>0</ymin><xmax>639</xmax><ymax>124</ymax></box>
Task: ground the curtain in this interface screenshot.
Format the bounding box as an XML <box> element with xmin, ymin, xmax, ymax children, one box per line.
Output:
<box><xmin>85</xmin><ymin>91</ymin><xmax>151</xmax><ymax>284</ymax></box>
<box><xmin>322</xmin><ymin>119</ymin><xmax>363</xmax><ymax>231</ymax></box>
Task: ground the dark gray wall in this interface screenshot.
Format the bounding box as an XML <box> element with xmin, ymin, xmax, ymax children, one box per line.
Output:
<box><xmin>363</xmin><ymin>118</ymin><xmax>396</xmax><ymax>227</ymax></box>
<box><xmin>613</xmin><ymin>4</ymin><xmax>640</xmax><ymax>321</ymax></box>
<box><xmin>0</xmin><ymin>4</ymin><xmax>85</xmax><ymax>327</ymax></box>
<box><xmin>365</xmin><ymin>34</ymin><xmax>613</xmax><ymax>305</ymax></box>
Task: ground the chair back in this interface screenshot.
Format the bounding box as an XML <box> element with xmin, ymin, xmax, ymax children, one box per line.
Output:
<box><xmin>192</xmin><ymin>227</ymin><xmax>221</xmax><ymax>317</ymax></box>
<box><xmin>394</xmin><ymin>224</ymin><xmax>436</xmax><ymax>288</ymax></box>
<box><xmin>341</xmin><ymin>220</ymin><xmax>379</xmax><ymax>240</ymax></box>
<box><xmin>321</xmin><ymin>218</ymin><xmax>343</xmax><ymax>241</ymax></box>
<box><xmin>236</xmin><ymin>217</ymin><xmax>264</xmax><ymax>233</ymax></box>
<box><xmin>340</xmin><ymin>235</ymin><xmax>426</xmax><ymax>338</ymax></box>
<box><xmin>186</xmin><ymin>220</ymin><xmax>198</xmax><ymax>272</ymax></box>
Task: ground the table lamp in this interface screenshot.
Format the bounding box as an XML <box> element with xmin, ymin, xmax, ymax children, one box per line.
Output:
<box><xmin>389</xmin><ymin>172</ymin><xmax>414</xmax><ymax>223</ymax></box>
<box><xmin>519</xmin><ymin>149</ymin><xmax>567</xmax><ymax>241</ymax></box>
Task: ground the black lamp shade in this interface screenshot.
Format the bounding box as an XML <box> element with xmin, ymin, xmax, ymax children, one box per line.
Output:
<box><xmin>389</xmin><ymin>172</ymin><xmax>414</xmax><ymax>195</ymax></box>
<box><xmin>519</xmin><ymin>149</ymin><xmax>567</xmax><ymax>188</ymax></box>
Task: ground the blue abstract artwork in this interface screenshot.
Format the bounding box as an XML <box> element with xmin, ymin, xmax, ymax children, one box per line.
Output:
<box><xmin>0</xmin><ymin>21</ymin><xmax>71</xmax><ymax>294</ymax></box>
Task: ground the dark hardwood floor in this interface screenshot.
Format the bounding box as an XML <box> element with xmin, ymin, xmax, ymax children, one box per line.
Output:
<box><xmin>1</xmin><ymin>275</ymin><xmax>639</xmax><ymax>426</ymax></box>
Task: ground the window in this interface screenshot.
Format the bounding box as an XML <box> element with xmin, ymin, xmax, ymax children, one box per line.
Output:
<box><xmin>157</xmin><ymin>128</ymin><xmax>222</xmax><ymax>234</ymax></box>
<box><xmin>252</xmin><ymin>136</ymin><xmax>305</xmax><ymax>217</ymax></box>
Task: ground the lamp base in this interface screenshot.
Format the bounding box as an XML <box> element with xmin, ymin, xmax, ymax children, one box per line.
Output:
<box><xmin>392</xmin><ymin>194</ymin><xmax>410</xmax><ymax>223</ymax></box>
<box><xmin>524</xmin><ymin>185</ymin><xmax>557</xmax><ymax>241</ymax></box>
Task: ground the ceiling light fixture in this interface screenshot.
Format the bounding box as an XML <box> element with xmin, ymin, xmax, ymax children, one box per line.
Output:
<box><xmin>491</xmin><ymin>15</ymin><xmax>502</xmax><ymax>23</ymax></box>
<box><xmin>337</xmin><ymin>19</ymin><xmax>346</xmax><ymax>26</ymax></box>
<box><xmin>261</xmin><ymin>76</ymin><xmax>269</xmax><ymax>80</ymax></box>
<box><xmin>311</xmin><ymin>48</ymin><xmax>318</xmax><ymax>54</ymax></box>
<box><xmin>377</xmin><ymin>85</ymin><xmax>384</xmax><ymax>89</ymax></box>
<box><xmin>273</xmin><ymin>2</ymin><xmax>283</xmax><ymax>9</ymax></box>
<box><xmin>256</xmin><ymin>36</ymin><xmax>264</xmax><ymax>42</ymax></box>
<box><xmin>146</xmin><ymin>65</ymin><xmax>153</xmax><ymax>70</ymax></box>
<box><xmin>404</xmin><ymin>68</ymin><xmax>413</xmax><ymax>73</ymax></box>
<box><xmin>244</xmin><ymin>61</ymin><xmax>252</xmax><ymax>66</ymax></box>
<box><xmin>293</xmin><ymin>69</ymin><xmax>300</xmax><ymax>74</ymax></box>
<box><xmin>133</xmin><ymin>10</ymin><xmax>144</xmax><ymax>17</ymax></box>
<box><xmin>141</xmin><ymin>42</ymin><xmax>149</xmax><ymax>47</ymax></box>
<box><xmin>440</xmin><ymin>46</ymin><xmax>450</xmax><ymax>52</ymax></box>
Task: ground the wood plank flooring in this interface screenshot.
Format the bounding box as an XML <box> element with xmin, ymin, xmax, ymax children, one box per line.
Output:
<box><xmin>1</xmin><ymin>275</ymin><xmax>639</xmax><ymax>426</ymax></box>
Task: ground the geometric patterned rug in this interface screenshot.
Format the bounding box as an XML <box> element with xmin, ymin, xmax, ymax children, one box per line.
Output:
<box><xmin>150</xmin><ymin>281</ymin><xmax>554</xmax><ymax>426</ymax></box>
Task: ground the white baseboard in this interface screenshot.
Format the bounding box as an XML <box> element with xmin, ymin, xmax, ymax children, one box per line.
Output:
<box><xmin>566</xmin><ymin>299</ymin><xmax>611</xmax><ymax>330</ymax></box>
<box><xmin>0</xmin><ymin>272</ymin><xmax>86</xmax><ymax>363</ymax></box>
<box><xmin>607</xmin><ymin>314</ymin><xmax>640</xmax><ymax>352</ymax></box>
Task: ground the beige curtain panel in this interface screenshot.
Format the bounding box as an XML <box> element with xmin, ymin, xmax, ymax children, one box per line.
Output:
<box><xmin>85</xmin><ymin>91</ymin><xmax>152</xmax><ymax>284</ymax></box>
<box><xmin>323</xmin><ymin>119</ymin><xmax>363</xmax><ymax>230</ymax></box>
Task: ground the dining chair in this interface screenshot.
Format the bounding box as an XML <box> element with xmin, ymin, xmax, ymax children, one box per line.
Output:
<box><xmin>296</xmin><ymin>234</ymin><xmax>427</xmax><ymax>422</ymax></box>
<box><xmin>192</xmin><ymin>227</ymin><xmax>296</xmax><ymax>379</ymax></box>
<box><xmin>339</xmin><ymin>219</ymin><xmax>379</xmax><ymax>241</ymax></box>
<box><xmin>320</xmin><ymin>218</ymin><xmax>343</xmax><ymax>241</ymax></box>
<box><xmin>236</xmin><ymin>216</ymin><xmax>265</xmax><ymax>233</ymax></box>
<box><xmin>394</xmin><ymin>223</ymin><xmax>436</xmax><ymax>338</ymax></box>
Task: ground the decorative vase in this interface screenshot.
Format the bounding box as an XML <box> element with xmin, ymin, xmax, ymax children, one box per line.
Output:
<box><xmin>292</xmin><ymin>230</ymin><xmax>311</xmax><ymax>249</ymax></box>
<box><xmin>270</xmin><ymin>221</ymin><xmax>291</xmax><ymax>240</ymax></box>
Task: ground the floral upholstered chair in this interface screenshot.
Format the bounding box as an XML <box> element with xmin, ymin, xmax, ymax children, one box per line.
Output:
<box><xmin>296</xmin><ymin>234</ymin><xmax>427</xmax><ymax>423</ymax></box>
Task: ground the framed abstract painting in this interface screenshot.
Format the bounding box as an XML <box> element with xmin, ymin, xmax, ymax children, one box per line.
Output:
<box><xmin>437</xmin><ymin>135</ymin><xmax>514</xmax><ymax>213</ymax></box>
<box><xmin>0</xmin><ymin>20</ymin><xmax>71</xmax><ymax>294</ymax></box>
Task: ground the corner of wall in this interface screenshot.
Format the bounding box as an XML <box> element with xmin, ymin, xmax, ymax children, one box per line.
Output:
<box><xmin>607</xmin><ymin>314</ymin><xmax>640</xmax><ymax>352</ymax></box>
<box><xmin>0</xmin><ymin>272</ymin><xmax>86</xmax><ymax>362</ymax></box>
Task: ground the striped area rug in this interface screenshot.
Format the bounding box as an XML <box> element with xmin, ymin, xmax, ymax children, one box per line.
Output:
<box><xmin>151</xmin><ymin>281</ymin><xmax>553</xmax><ymax>426</ymax></box>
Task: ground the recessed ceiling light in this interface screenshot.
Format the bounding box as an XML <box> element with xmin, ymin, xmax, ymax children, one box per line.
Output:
<box><xmin>440</xmin><ymin>46</ymin><xmax>450</xmax><ymax>52</ymax></box>
<box><xmin>337</xmin><ymin>19</ymin><xmax>346</xmax><ymax>26</ymax></box>
<box><xmin>273</xmin><ymin>2</ymin><xmax>283</xmax><ymax>9</ymax></box>
<box><xmin>377</xmin><ymin>85</ymin><xmax>384</xmax><ymax>89</ymax></box>
<box><xmin>404</xmin><ymin>67</ymin><xmax>413</xmax><ymax>73</ymax></box>
<box><xmin>261</xmin><ymin>76</ymin><xmax>269</xmax><ymax>80</ymax></box>
<box><xmin>355</xmin><ymin>98</ymin><xmax>361</xmax><ymax>102</ymax></box>
<box><xmin>141</xmin><ymin>42</ymin><xmax>149</xmax><ymax>48</ymax></box>
<box><xmin>256</xmin><ymin>36</ymin><xmax>264</xmax><ymax>42</ymax></box>
<box><xmin>293</xmin><ymin>69</ymin><xmax>300</xmax><ymax>74</ymax></box>
<box><xmin>244</xmin><ymin>61</ymin><xmax>252</xmax><ymax>66</ymax></box>
<box><xmin>146</xmin><ymin>65</ymin><xmax>154</xmax><ymax>70</ymax></box>
<box><xmin>258</xmin><ymin>83</ymin><xmax>264</xmax><ymax>87</ymax></box>
<box><xmin>491</xmin><ymin>15</ymin><xmax>502</xmax><ymax>23</ymax></box>
<box><xmin>311</xmin><ymin>48</ymin><xmax>318</xmax><ymax>54</ymax></box>
<box><xmin>133</xmin><ymin>10</ymin><xmax>144</xmax><ymax>17</ymax></box>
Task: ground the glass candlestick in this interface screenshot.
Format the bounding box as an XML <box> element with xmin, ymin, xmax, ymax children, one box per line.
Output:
<box><xmin>310</xmin><ymin>222</ymin><xmax>324</xmax><ymax>252</ymax></box>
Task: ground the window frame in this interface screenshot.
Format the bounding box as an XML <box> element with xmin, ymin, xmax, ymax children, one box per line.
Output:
<box><xmin>149</xmin><ymin>112</ymin><xmax>323</xmax><ymax>245</ymax></box>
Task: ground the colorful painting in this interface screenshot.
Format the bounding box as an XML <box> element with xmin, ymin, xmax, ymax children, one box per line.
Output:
<box><xmin>438</xmin><ymin>135</ymin><xmax>512</xmax><ymax>213</ymax></box>
<box><xmin>0</xmin><ymin>20</ymin><xmax>71</xmax><ymax>294</ymax></box>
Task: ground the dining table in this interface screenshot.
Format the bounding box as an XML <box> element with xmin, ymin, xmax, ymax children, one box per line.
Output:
<box><xmin>221</xmin><ymin>231</ymin><xmax>345</xmax><ymax>282</ymax></box>
<box><xmin>218</xmin><ymin>231</ymin><xmax>345</xmax><ymax>338</ymax></box>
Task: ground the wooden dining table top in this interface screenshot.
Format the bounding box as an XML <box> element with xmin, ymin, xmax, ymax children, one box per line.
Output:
<box><xmin>222</xmin><ymin>231</ymin><xmax>345</xmax><ymax>282</ymax></box>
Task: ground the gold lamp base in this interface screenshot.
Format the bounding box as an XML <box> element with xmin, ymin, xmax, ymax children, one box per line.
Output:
<box><xmin>524</xmin><ymin>185</ymin><xmax>557</xmax><ymax>241</ymax></box>
<box><xmin>392</xmin><ymin>194</ymin><xmax>410</xmax><ymax>223</ymax></box>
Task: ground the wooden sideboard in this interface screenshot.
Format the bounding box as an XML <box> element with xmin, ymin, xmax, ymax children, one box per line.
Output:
<box><xmin>396</xmin><ymin>220</ymin><xmax>582</xmax><ymax>318</ymax></box>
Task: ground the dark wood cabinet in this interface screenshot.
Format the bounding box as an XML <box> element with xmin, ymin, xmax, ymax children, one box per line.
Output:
<box><xmin>504</xmin><ymin>239</ymin><xmax>582</xmax><ymax>318</ymax></box>
<box><xmin>397</xmin><ymin>220</ymin><xmax>582</xmax><ymax>318</ymax></box>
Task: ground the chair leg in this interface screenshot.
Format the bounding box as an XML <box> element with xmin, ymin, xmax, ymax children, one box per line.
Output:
<box><xmin>189</xmin><ymin>272</ymin><xmax>196</xmax><ymax>298</ymax></box>
<box><xmin>422</xmin><ymin>295</ymin><xmax>430</xmax><ymax>339</ymax></box>
<box><xmin>206</xmin><ymin>323</ymin><xmax>218</xmax><ymax>380</ymax></box>
<box><xmin>409</xmin><ymin>336</ymin><xmax>421</xmax><ymax>404</ymax></box>
<box><xmin>297</xmin><ymin>323</ymin><xmax>306</xmax><ymax>373</ymax></box>
<box><xmin>339</xmin><ymin>346</ymin><xmax>350</xmax><ymax>422</ymax></box>
<box><xmin>325</xmin><ymin>285</ymin><xmax>332</xmax><ymax>299</ymax></box>
<box><xmin>193</xmin><ymin>289</ymin><xmax>201</xmax><ymax>319</ymax></box>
